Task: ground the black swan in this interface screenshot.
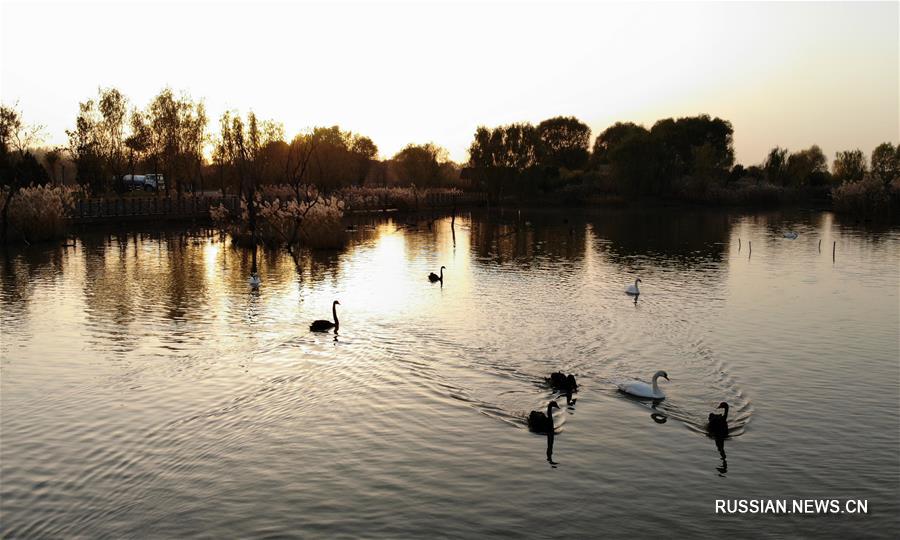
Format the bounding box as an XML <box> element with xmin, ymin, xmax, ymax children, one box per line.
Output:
<box><xmin>547</xmin><ymin>372</ymin><xmax>578</xmax><ymax>393</ymax></box>
<box><xmin>528</xmin><ymin>401</ymin><xmax>560</xmax><ymax>433</ymax></box>
<box><xmin>310</xmin><ymin>300</ymin><xmax>340</xmax><ymax>332</ymax></box>
<box><xmin>707</xmin><ymin>402</ymin><xmax>729</xmax><ymax>438</ymax></box>
<box><xmin>428</xmin><ymin>266</ymin><xmax>445</xmax><ymax>282</ymax></box>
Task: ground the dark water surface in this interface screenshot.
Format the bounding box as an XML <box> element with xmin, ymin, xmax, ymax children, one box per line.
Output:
<box><xmin>1</xmin><ymin>208</ymin><xmax>898</xmax><ymax>538</ymax></box>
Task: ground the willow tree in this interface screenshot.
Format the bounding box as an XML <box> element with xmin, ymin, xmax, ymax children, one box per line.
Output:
<box><xmin>394</xmin><ymin>142</ymin><xmax>450</xmax><ymax>188</ymax></box>
<box><xmin>832</xmin><ymin>149</ymin><xmax>867</xmax><ymax>184</ymax></box>
<box><xmin>468</xmin><ymin>122</ymin><xmax>542</xmax><ymax>198</ymax></box>
<box><xmin>125</xmin><ymin>109</ymin><xmax>152</xmax><ymax>188</ymax></box>
<box><xmin>286</xmin><ymin>126</ymin><xmax>379</xmax><ymax>191</ymax></box>
<box><xmin>214</xmin><ymin>110</ymin><xmax>283</xmax><ymax>240</ymax></box>
<box><xmin>43</xmin><ymin>147</ymin><xmax>62</xmax><ymax>184</ymax></box>
<box><xmin>536</xmin><ymin>116</ymin><xmax>591</xmax><ymax>170</ymax></box>
<box><xmin>1</xmin><ymin>104</ymin><xmax>47</xmax><ymax>242</ymax></box>
<box><xmin>870</xmin><ymin>142</ymin><xmax>900</xmax><ymax>187</ymax></box>
<box><xmin>64</xmin><ymin>87</ymin><xmax>129</xmax><ymax>193</ymax></box>
<box><xmin>147</xmin><ymin>88</ymin><xmax>207</xmax><ymax>195</ymax></box>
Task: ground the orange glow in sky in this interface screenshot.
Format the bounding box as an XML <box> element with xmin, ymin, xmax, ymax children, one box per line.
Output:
<box><xmin>1</xmin><ymin>0</ymin><xmax>897</xmax><ymax>165</ymax></box>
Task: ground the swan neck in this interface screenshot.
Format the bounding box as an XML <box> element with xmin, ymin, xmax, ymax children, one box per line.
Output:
<box><xmin>333</xmin><ymin>303</ymin><xmax>339</xmax><ymax>327</ymax></box>
<box><xmin>651</xmin><ymin>374</ymin><xmax>659</xmax><ymax>393</ymax></box>
<box><xmin>722</xmin><ymin>406</ymin><xmax>729</xmax><ymax>420</ymax></box>
<box><xmin>440</xmin><ymin>267</ymin><xmax>443</xmax><ymax>279</ymax></box>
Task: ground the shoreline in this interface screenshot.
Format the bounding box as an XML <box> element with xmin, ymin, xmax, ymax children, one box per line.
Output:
<box><xmin>32</xmin><ymin>204</ymin><xmax>897</xmax><ymax>241</ymax></box>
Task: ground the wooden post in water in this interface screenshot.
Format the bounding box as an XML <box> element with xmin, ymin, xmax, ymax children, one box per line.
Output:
<box><xmin>748</xmin><ymin>241</ymin><xmax>752</xmax><ymax>259</ymax></box>
<box><xmin>738</xmin><ymin>237</ymin><xmax>741</xmax><ymax>252</ymax></box>
<box><xmin>833</xmin><ymin>241</ymin><xmax>836</xmax><ymax>263</ymax></box>
<box><xmin>451</xmin><ymin>200</ymin><xmax>457</xmax><ymax>248</ymax></box>
<box><xmin>818</xmin><ymin>239</ymin><xmax>821</xmax><ymax>252</ymax></box>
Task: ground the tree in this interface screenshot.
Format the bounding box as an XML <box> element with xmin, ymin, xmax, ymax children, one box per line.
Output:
<box><xmin>147</xmin><ymin>88</ymin><xmax>207</xmax><ymax>195</ymax></box>
<box><xmin>832</xmin><ymin>149</ymin><xmax>867</xmax><ymax>184</ymax></box>
<box><xmin>350</xmin><ymin>135</ymin><xmax>378</xmax><ymax>185</ymax></box>
<box><xmin>308</xmin><ymin>126</ymin><xmax>354</xmax><ymax>190</ymax></box>
<box><xmin>394</xmin><ymin>143</ymin><xmax>449</xmax><ymax>187</ymax></box>
<box><xmin>468</xmin><ymin>123</ymin><xmax>539</xmax><ymax>171</ymax></box>
<box><xmin>606</xmin><ymin>128</ymin><xmax>661</xmax><ymax>196</ymax></box>
<box><xmin>43</xmin><ymin>147</ymin><xmax>62</xmax><ymax>184</ymax></box>
<box><xmin>727</xmin><ymin>164</ymin><xmax>746</xmax><ymax>186</ymax></box>
<box><xmin>691</xmin><ymin>142</ymin><xmax>722</xmax><ymax>191</ymax></box>
<box><xmin>591</xmin><ymin>122</ymin><xmax>646</xmax><ymax>166</ymax></box>
<box><xmin>1</xmin><ymin>104</ymin><xmax>48</xmax><ymax>242</ymax></box>
<box><xmin>65</xmin><ymin>88</ymin><xmax>129</xmax><ymax>193</ymax></box>
<box><xmin>214</xmin><ymin>110</ymin><xmax>282</xmax><ymax>241</ymax></box>
<box><xmin>870</xmin><ymin>142</ymin><xmax>900</xmax><ymax>187</ymax></box>
<box><xmin>786</xmin><ymin>145</ymin><xmax>829</xmax><ymax>187</ymax></box>
<box><xmin>764</xmin><ymin>147</ymin><xmax>789</xmax><ymax>186</ymax></box>
<box><xmin>98</xmin><ymin>88</ymin><xmax>128</xmax><ymax>190</ymax></box>
<box><xmin>284</xmin><ymin>131</ymin><xmax>318</xmax><ymax>197</ymax></box>
<box><xmin>66</xmin><ymin>99</ymin><xmax>104</xmax><ymax>192</ymax></box>
<box><xmin>650</xmin><ymin>115</ymin><xmax>734</xmax><ymax>180</ymax></box>
<box><xmin>215</xmin><ymin>111</ymin><xmax>283</xmax><ymax>193</ymax></box>
<box><xmin>281</xmin><ymin>126</ymin><xmax>379</xmax><ymax>190</ymax></box>
<box><xmin>124</xmin><ymin>109</ymin><xmax>151</xmax><ymax>187</ymax></box>
<box><xmin>536</xmin><ymin>116</ymin><xmax>590</xmax><ymax>170</ymax></box>
<box><xmin>593</xmin><ymin>115</ymin><xmax>734</xmax><ymax>195</ymax></box>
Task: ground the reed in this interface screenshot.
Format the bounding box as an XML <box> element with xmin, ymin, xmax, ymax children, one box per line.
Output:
<box><xmin>2</xmin><ymin>185</ymin><xmax>80</xmax><ymax>242</ymax></box>
<box><xmin>211</xmin><ymin>191</ymin><xmax>347</xmax><ymax>250</ymax></box>
<box><xmin>341</xmin><ymin>186</ymin><xmax>461</xmax><ymax>211</ymax></box>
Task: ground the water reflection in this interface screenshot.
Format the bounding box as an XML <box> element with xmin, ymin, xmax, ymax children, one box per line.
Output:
<box><xmin>468</xmin><ymin>210</ymin><xmax>588</xmax><ymax>265</ymax></box>
<box><xmin>1</xmin><ymin>209</ymin><xmax>899</xmax><ymax>538</ymax></box>
<box><xmin>588</xmin><ymin>208</ymin><xmax>731</xmax><ymax>267</ymax></box>
<box><xmin>546</xmin><ymin>430</ymin><xmax>557</xmax><ymax>467</ymax></box>
<box><xmin>712</xmin><ymin>435</ymin><xmax>728</xmax><ymax>477</ymax></box>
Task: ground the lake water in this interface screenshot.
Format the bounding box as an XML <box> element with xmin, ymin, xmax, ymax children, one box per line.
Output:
<box><xmin>1</xmin><ymin>208</ymin><xmax>898</xmax><ymax>538</ymax></box>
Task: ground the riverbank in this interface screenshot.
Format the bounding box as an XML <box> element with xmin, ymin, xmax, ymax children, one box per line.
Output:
<box><xmin>2</xmin><ymin>183</ymin><xmax>897</xmax><ymax>248</ymax></box>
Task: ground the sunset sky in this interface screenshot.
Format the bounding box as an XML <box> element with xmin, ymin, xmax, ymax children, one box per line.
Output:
<box><xmin>1</xmin><ymin>0</ymin><xmax>897</xmax><ymax>164</ymax></box>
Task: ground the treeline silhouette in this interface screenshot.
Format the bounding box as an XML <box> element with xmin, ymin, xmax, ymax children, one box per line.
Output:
<box><xmin>2</xmin><ymin>86</ymin><xmax>899</xmax><ymax>216</ymax></box>
<box><xmin>12</xmin><ymin>88</ymin><xmax>461</xmax><ymax>199</ymax></box>
<box><xmin>467</xmin><ymin>115</ymin><xmax>898</xmax><ymax>212</ymax></box>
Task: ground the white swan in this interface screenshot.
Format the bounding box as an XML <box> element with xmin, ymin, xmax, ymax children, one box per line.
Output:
<box><xmin>783</xmin><ymin>231</ymin><xmax>798</xmax><ymax>239</ymax></box>
<box><xmin>625</xmin><ymin>278</ymin><xmax>641</xmax><ymax>295</ymax></box>
<box><xmin>249</xmin><ymin>273</ymin><xmax>261</xmax><ymax>287</ymax></box>
<box><xmin>617</xmin><ymin>370</ymin><xmax>669</xmax><ymax>399</ymax></box>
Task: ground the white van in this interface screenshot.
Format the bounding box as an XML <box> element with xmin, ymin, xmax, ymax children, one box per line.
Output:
<box><xmin>122</xmin><ymin>174</ymin><xmax>147</xmax><ymax>190</ymax></box>
<box><xmin>144</xmin><ymin>174</ymin><xmax>165</xmax><ymax>190</ymax></box>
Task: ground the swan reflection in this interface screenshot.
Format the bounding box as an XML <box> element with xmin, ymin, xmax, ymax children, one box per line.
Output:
<box><xmin>707</xmin><ymin>402</ymin><xmax>730</xmax><ymax>476</ymax></box>
<box><xmin>546</xmin><ymin>430</ymin><xmax>557</xmax><ymax>467</ymax></box>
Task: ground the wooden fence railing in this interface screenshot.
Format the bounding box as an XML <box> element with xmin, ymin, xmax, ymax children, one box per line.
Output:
<box><xmin>67</xmin><ymin>192</ymin><xmax>488</xmax><ymax>223</ymax></box>
<box><xmin>69</xmin><ymin>196</ymin><xmax>240</xmax><ymax>223</ymax></box>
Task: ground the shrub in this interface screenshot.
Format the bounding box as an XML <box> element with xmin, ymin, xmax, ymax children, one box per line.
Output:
<box><xmin>832</xmin><ymin>176</ymin><xmax>891</xmax><ymax>217</ymax></box>
<box><xmin>672</xmin><ymin>176</ymin><xmax>790</xmax><ymax>206</ymax></box>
